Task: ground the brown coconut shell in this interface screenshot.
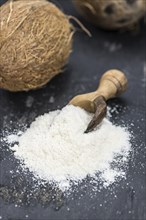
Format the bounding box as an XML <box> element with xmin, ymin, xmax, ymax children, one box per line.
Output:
<box><xmin>73</xmin><ymin>0</ymin><xmax>146</xmax><ymax>30</ymax></box>
<box><xmin>0</xmin><ymin>0</ymin><xmax>73</xmax><ymax>91</ymax></box>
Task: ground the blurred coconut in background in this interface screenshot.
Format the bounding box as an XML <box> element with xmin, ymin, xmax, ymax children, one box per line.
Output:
<box><xmin>73</xmin><ymin>0</ymin><xmax>146</xmax><ymax>30</ymax></box>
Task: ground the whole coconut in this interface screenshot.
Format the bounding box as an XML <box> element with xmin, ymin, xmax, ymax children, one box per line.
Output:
<box><xmin>73</xmin><ymin>0</ymin><xmax>146</xmax><ymax>30</ymax></box>
<box><xmin>0</xmin><ymin>0</ymin><xmax>73</xmax><ymax>91</ymax></box>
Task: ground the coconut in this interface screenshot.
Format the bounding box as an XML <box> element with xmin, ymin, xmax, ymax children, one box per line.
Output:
<box><xmin>73</xmin><ymin>0</ymin><xmax>146</xmax><ymax>30</ymax></box>
<box><xmin>0</xmin><ymin>0</ymin><xmax>73</xmax><ymax>91</ymax></box>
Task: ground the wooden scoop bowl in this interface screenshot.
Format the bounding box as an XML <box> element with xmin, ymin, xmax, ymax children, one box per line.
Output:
<box><xmin>69</xmin><ymin>69</ymin><xmax>128</xmax><ymax>133</ymax></box>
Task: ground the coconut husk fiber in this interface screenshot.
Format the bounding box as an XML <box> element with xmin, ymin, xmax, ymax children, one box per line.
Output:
<box><xmin>73</xmin><ymin>0</ymin><xmax>146</xmax><ymax>30</ymax></box>
<box><xmin>0</xmin><ymin>0</ymin><xmax>73</xmax><ymax>91</ymax></box>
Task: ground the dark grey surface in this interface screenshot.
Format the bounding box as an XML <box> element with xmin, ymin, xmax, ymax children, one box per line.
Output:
<box><xmin>0</xmin><ymin>0</ymin><xmax>146</xmax><ymax>220</ymax></box>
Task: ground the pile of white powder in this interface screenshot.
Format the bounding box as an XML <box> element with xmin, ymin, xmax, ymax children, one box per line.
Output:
<box><xmin>7</xmin><ymin>105</ymin><xmax>131</xmax><ymax>191</ymax></box>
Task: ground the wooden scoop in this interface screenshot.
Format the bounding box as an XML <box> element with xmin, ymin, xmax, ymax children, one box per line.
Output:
<box><xmin>69</xmin><ymin>69</ymin><xmax>128</xmax><ymax>133</ymax></box>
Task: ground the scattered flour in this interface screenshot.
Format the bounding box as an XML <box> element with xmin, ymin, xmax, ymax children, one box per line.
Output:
<box><xmin>49</xmin><ymin>96</ymin><xmax>55</xmax><ymax>103</ymax></box>
<box><xmin>7</xmin><ymin>134</ymin><xmax>19</xmax><ymax>143</ymax></box>
<box><xmin>26</xmin><ymin>96</ymin><xmax>34</xmax><ymax>108</ymax></box>
<box><xmin>142</xmin><ymin>62</ymin><xmax>146</xmax><ymax>87</ymax></box>
<box><xmin>7</xmin><ymin>105</ymin><xmax>131</xmax><ymax>191</ymax></box>
<box><xmin>104</xmin><ymin>41</ymin><xmax>122</xmax><ymax>52</ymax></box>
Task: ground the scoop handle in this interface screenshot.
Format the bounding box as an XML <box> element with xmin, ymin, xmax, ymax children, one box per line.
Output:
<box><xmin>95</xmin><ymin>69</ymin><xmax>128</xmax><ymax>101</ymax></box>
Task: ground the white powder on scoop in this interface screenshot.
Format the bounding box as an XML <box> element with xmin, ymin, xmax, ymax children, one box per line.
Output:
<box><xmin>9</xmin><ymin>105</ymin><xmax>131</xmax><ymax>191</ymax></box>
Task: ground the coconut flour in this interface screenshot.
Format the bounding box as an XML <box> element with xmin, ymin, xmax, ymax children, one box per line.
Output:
<box><xmin>6</xmin><ymin>105</ymin><xmax>131</xmax><ymax>191</ymax></box>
